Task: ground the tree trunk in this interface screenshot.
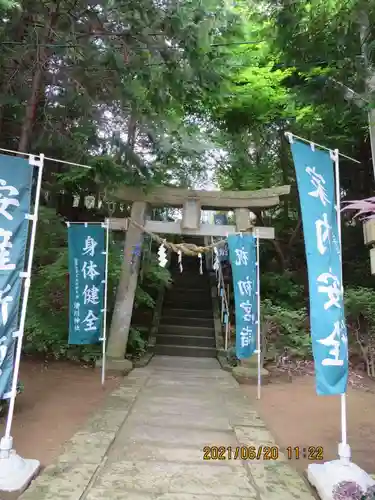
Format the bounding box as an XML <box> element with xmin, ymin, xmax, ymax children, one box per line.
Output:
<box><xmin>0</xmin><ymin>10</ymin><xmax>32</xmax><ymax>140</ymax></box>
<box><xmin>258</xmin><ymin>212</ymin><xmax>287</xmax><ymax>270</ymax></box>
<box><xmin>279</xmin><ymin>126</ymin><xmax>290</xmax><ymax>222</ymax></box>
<box><xmin>127</xmin><ymin>110</ymin><xmax>137</xmax><ymax>150</ymax></box>
<box><xmin>18</xmin><ymin>7</ymin><xmax>59</xmax><ymax>152</ymax></box>
<box><xmin>18</xmin><ymin>65</ymin><xmax>44</xmax><ymax>152</ymax></box>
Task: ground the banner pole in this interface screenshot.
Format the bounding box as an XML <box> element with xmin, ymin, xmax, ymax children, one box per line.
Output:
<box><xmin>256</xmin><ymin>231</ymin><xmax>261</xmax><ymax>400</ymax></box>
<box><xmin>286</xmin><ymin>137</ymin><xmax>373</xmax><ymax>495</ymax></box>
<box><xmin>3</xmin><ymin>154</ymin><xmax>44</xmax><ymax>444</ymax></box>
<box><xmin>101</xmin><ymin>219</ymin><xmax>110</xmax><ymax>386</ymax></box>
<box><xmin>332</xmin><ymin>148</ymin><xmax>350</xmax><ymax>464</ymax></box>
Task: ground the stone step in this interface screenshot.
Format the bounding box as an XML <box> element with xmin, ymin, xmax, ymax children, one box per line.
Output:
<box><xmin>165</xmin><ymin>288</ymin><xmax>211</xmax><ymax>298</ymax></box>
<box><xmin>154</xmin><ymin>344</ymin><xmax>217</xmax><ymax>358</ymax></box>
<box><xmin>164</xmin><ymin>293</ymin><xmax>212</xmax><ymax>304</ymax></box>
<box><xmin>162</xmin><ymin>308</ymin><xmax>213</xmax><ymax>319</ymax></box>
<box><xmin>161</xmin><ymin>316</ymin><xmax>214</xmax><ymax>328</ymax></box>
<box><xmin>171</xmin><ymin>287</ymin><xmax>211</xmax><ymax>295</ymax></box>
<box><xmin>167</xmin><ymin>282</ymin><xmax>211</xmax><ymax>296</ymax></box>
<box><xmin>157</xmin><ymin>334</ymin><xmax>215</xmax><ymax>348</ymax></box>
<box><xmin>163</xmin><ymin>300</ymin><xmax>211</xmax><ymax>311</ymax></box>
<box><xmin>171</xmin><ymin>276</ymin><xmax>210</xmax><ymax>287</ymax></box>
<box><xmin>163</xmin><ymin>297</ymin><xmax>212</xmax><ymax>309</ymax></box>
<box><xmin>158</xmin><ymin>324</ymin><xmax>215</xmax><ymax>337</ymax></box>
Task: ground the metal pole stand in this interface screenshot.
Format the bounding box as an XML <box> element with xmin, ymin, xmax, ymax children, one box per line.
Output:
<box><xmin>0</xmin><ymin>436</ymin><xmax>40</xmax><ymax>494</ymax></box>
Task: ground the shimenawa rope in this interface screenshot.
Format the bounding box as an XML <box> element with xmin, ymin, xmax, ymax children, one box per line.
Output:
<box><xmin>128</xmin><ymin>218</ymin><xmax>228</xmax><ymax>256</ymax></box>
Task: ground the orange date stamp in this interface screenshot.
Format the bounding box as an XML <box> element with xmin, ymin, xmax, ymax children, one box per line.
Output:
<box><xmin>203</xmin><ymin>445</ymin><xmax>280</xmax><ymax>461</ymax></box>
<box><xmin>286</xmin><ymin>446</ymin><xmax>324</xmax><ymax>461</ymax></box>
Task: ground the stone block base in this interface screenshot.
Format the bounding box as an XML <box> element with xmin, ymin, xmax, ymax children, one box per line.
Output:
<box><xmin>95</xmin><ymin>357</ymin><xmax>133</xmax><ymax>375</ymax></box>
<box><xmin>232</xmin><ymin>365</ymin><xmax>270</xmax><ymax>385</ymax></box>
<box><xmin>0</xmin><ymin>452</ymin><xmax>40</xmax><ymax>500</ymax></box>
<box><xmin>308</xmin><ymin>460</ymin><xmax>375</xmax><ymax>500</ymax></box>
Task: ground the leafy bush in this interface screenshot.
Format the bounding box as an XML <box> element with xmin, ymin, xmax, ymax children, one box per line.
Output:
<box><xmin>256</xmin><ymin>271</ymin><xmax>310</xmax><ymax>362</ymax></box>
<box><xmin>258</xmin><ymin>275</ymin><xmax>375</xmax><ymax>371</ymax></box>
<box><xmin>344</xmin><ymin>287</ymin><xmax>375</xmax><ymax>376</ymax></box>
<box><xmin>134</xmin><ymin>254</ymin><xmax>172</xmax><ymax>310</ymax></box>
<box><xmin>261</xmin><ymin>299</ymin><xmax>311</xmax><ymax>362</ymax></box>
<box><xmin>140</xmin><ymin>253</ymin><xmax>172</xmax><ymax>291</ymax></box>
<box><xmin>128</xmin><ymin>254</ymin><xmax>172</xmax><ymax>357</ymax></box>
<box><xmin>261</xmin><ymin>271</ymin><xmax>305</xmax><ymax>310</ymax></box>
<box><xmin>127</xmin><ymin>327</ymin><xmax>148</xmax><ymax>357</ymax></box>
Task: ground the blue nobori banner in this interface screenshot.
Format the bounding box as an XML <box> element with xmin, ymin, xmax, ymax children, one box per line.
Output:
<box><xmin>214</xmin><ymin>214</ymin><xmax>228</xmax><ymax>262</ymax></box>
<box><xmin>228</xmin><ymin>234</ymin><xmax>258</xmax><ymax>359</ymax></box>
<box><xmin>289</xmin><ymin>139</ymin><xmax>348</xmax><ymax>395</ymax></box>
<box><xmin>68</xmin><ymin>224</ymin><xmax>105</xmax><ymax>345</ymax></box>
<box><xmin>0</xmin><ymin>154</ymin><xmax>34</xmax><ymax>399</ymax></box>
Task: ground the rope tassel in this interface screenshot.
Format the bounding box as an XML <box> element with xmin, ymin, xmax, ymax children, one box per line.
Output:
<box><xmin>158</xmin><ymin>242</ymin><xmax>168</xmax><ymax>268</ymax></box>
<box><xmin>213</xmin><ymin>247</ymin><xmax>219</xmax><ymax>272</ymax></box>
<box><xmin>178</xmin><ymin>250</ymin><xmax>183</xmax><ymax>273</ymax></box>
<box><xmin>198</xmin><ymin>253</ymin><xmax>203</xmax><ymax>275</ymax></box>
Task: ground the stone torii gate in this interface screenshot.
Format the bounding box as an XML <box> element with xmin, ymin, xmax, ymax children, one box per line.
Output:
<box><xmin>104</xmin><ymin>184</ymin><xmax>290</xmax><ymax>372</ymax></box>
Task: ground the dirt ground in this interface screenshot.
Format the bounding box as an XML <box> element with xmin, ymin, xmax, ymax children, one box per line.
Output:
<box><xmin>0</xmin><ymin>360</ymin><xmax>121</xmax><ymax>468</ymax></box>
<box><xmin>1</xmin><ymin>359</ymin><xmax>375</xmax><ymax>479</ymax></box>
<box><xmin>247</xmin><ymin>372</ymin><xmax>375</xmax><ymax>475</ymax></box>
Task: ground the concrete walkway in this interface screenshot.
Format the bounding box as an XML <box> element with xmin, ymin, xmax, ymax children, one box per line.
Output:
<box><xmin>21</xmin><ymin>356</ymin><xmax>316</xmax><ymax>500</ymax></box>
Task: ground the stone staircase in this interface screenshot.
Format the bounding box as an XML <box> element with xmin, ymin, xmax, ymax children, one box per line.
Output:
<box><xmin>155</xmin><ymin>247</ymin><xmax>216</xmax><ymax>358</ymax></box>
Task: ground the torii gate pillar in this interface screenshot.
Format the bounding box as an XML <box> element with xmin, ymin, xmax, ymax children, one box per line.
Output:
<box><xmin>235</xmin><ymin>208</ymin><xmax>255</xmax><ymax>232</ymax></box>
<box><xmin>105</xmin><ymin>201</ymin><xmax>148</xmax><ymax>372</ymax></box>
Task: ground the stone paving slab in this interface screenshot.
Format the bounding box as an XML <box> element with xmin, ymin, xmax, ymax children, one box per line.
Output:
<box><xmin>85</xmin><ymin>490</ymin><xmax>251</xmax><ymax>500</ymax></box>
<box><xmin>57</xmin><ymin>430</ymin><xmax>117</xmax><ymax>464</ymax></box>
<box><xmin>20</xmin><ymin>462</ymin><xmax>99</xmax><ymax>500</ymax></box>
<box><xmin>249</xmin><ymin>462</ymin><xmax>316</xmax><ymax>500</ymax></box>
<box><xmin>107</xmin><ymin>441</ymin><xmax>244</xmax><ymax>465</ymax></box>
<box><xmin>229</xmin><ymin>410</ymin><xmax>266</xmax><ymax>428</ymax></box>
<box><xmin>126</xmin><ymin>409</ymin><xmax>233</xmax><ymax>430</ymax></box>
<box><xmin>144</xmin><ymin>378</ymin><xmax>237</xmax><ymax>390</ymax></box>
<box><xmin>21</xmin><ymin>356</ymin><xmax>316</xmax><ymax>500</ymax></box>
<box><xmin>91</xmin><ymin>461</ymin><xmax>258</xmax><ymax>497</ymax></box>
<box><xmin>138</xmin><ymin>387</ymin><xmax>234</xmax><ymax>399</ymax></box>
<box><xmin>145</xmin><ymin>368</ymin><xmax>235</xmax><ymax>379</ymax></box>
<box><xmin>147</xmin><ymin>356</ymin><xmax>220</xmax><ymax>370</ymax></box>
<box><xmin>133</xmin><ymin>395</ymin><xmax>231</xmax><ymax>409</ymax></box>
<box><xmin>115</xmin><ymin>423</ymin><xmax>238</xmax><ymax>447</ymax></box>
<box><xmin>235</xmin><ymin>425</ymin><xmax>278</xmax><ymax>446</ymax></box>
